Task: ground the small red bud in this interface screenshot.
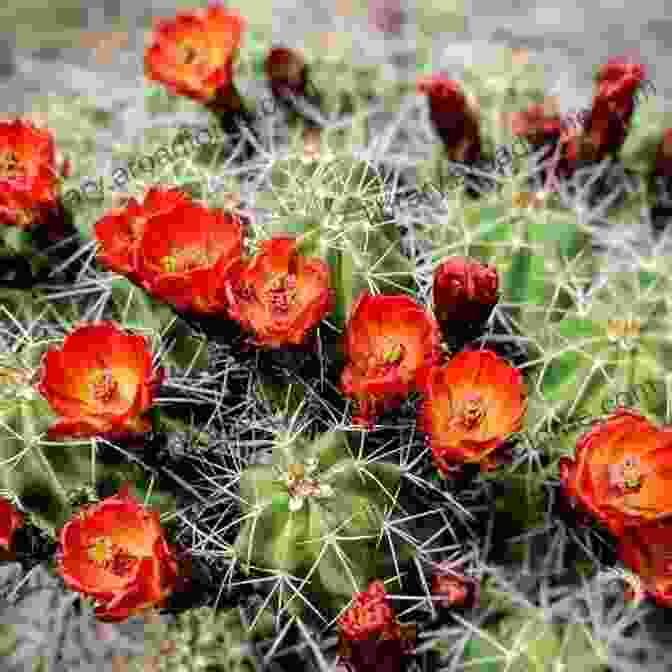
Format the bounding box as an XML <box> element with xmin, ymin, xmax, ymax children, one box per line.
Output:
<box><xmin>433</xmin><ymin>257</ymin><xmax>499</xmax><ymax>328</ymax></box>
<box><xmin>431</xmin><ymin>564</ymin><xmax>478</xmax><ymax>609</ymax></box>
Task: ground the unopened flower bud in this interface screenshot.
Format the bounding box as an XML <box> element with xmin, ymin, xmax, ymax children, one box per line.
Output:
<box><xmin>431</xmin><ymin>564</ymin><xmax>478</xmax><ymax>609</ymax></box>
<box><xmin>433</xmin><ymin>257</ymin><xmax>499</xmax><ymax>328</ymax></box>
<box><xmin>417</xmin><ymin>74</ymin><xmax>482</xmax><ymax>164</ymax></box>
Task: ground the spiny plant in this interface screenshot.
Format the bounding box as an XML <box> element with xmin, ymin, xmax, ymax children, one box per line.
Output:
<box><xmin>234</xmin><ymin>424</ymin><xmax>404</xmax><ymax>614</ymax></box>
<box><xmin>125</xmin><ymin>605</ymin><xmax>276</xmax><ymax>672</ymax></box>
<box><xmin>4</xmin><ymin>3</ymin><xmax>672</xmax><ymax>672</ymax></box>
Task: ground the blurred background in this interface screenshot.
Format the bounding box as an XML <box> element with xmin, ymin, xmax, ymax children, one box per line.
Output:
<box><xmin>0</xmin><ymin>0</ymin><xmax>670</xmax><ymax>117</ymax></box>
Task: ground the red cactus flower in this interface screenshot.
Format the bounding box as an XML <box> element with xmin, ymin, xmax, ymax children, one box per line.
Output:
<box><xmin>224</xmin><ymin>236</ymin><xmax>334</xmax><ymax>348</ymax></box>
<box><xmin>433</xmin><ymin>257</ymin><xmax>499</xmax><ymax>330</ymax></box>
<box><xmin>559</xmin><ymin>408</ymin><xmax>672</xmax><ymax>538</ymax></box>
<box><xmin>57</xmin><ymin>482</ymin><xmax>179</xmax><ymax>622</ymax></box>
<box><xmin>417</xmin><ymin>74</ymin><xmax>481</xmax><ymax>164</ymax></box>
<box><xmin>0</xmin><ymin>497</ymin><xmax>24</xmax><ymax>550</ymax></box>
<box><xmin>338</xmin><ymin>580</ymin><xmax>416</xmax><ymax>672</ymax></box>
<box><xmin>144</xmin><ymin>4</ymin><xmax>245</xmax><ymax>104</ymax></box>
<box><xmin>136</xmin><ymin>200</ymin><xmax>244</xmax><ymax>315</ymax></box>
<box><xmin>418</xmin><ymin>349</ymin><xmax>527</xmax><ymax>475</ymax></box>
<box><xmin>95</xmin><ymin>187</ymin><xmax>193</xmax><ymax>282</ymax></box>
<box><xmin>0</xmin><ymin>118</ymin><xmax>60</xmax><ymax>229</ymax></box>
<box><xmin>617</xmin><ymin>521</ymin><xmax>672</xmax><ymax>608</ymax></box>
<box><xmin>340</xmin><ymin>291</ymin><xmax>442</xmax><ymax>428</ymax></box>
<box><xmin>38</xmin><ymin>322</ymin><xmax>164</xmax><ymax>440</ymax></box>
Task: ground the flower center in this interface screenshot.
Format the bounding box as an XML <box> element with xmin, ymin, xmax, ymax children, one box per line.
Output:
<box><xmin>0</xmin><ymin>150</ymin><xmax>22</xmax><ymax>179</ymax></box>
<box><xmin>91</xmin><ymin>368</ymin><xmax>118</xmax><ymax>402</ymax></box>
<box><xmin>368</xmin><ymin>337</ymin><xmax>406</xmax><ymax>370</ymax></box>
<box><xmin>460</xmin><ymin>393</ymin><xmax>485</xmax><ymax>429</ymax></box>
<box><xmin>128</xmin><ymin>216</ymin><xmax>146</xmax><ymax>239</ymax></box>
<box><xmin>610</xmin><ymin>456</ymin><xmax>643</xmax><ymax>493</ymax></box>
<box><xmin>161</xmin><ymin>245</ymin><xmax>211</xmax><ymax>273</ymax></box>
<box><xmin>177</xmin><ymin>41</ymin><xmax>209</xmax><ymax>67</ymax></box>
<box><xmin>265</xmin><ymin>273</ymin><xmax>298</xmax><ymax>313</ymax></box>
<box><xmin>286</xmin><ymin>461</ymin><xmax>321</xmax><ymax>497</ymax></box>
<box><xmin>87</xmin><ymin>536</ymin><xmax>137</xmax><ymax>576</ymax></box>
<box><xmin>280</xmin><ymin>459</ymin><xmax>333</xmax><ymax>509</ymax></box>
<box><xmin>382</xmin><ymin>342</ymin><xmax>404</xmax><ymax>364</ymax></box>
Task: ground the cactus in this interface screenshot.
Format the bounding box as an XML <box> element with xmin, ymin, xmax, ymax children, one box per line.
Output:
<box><xmin>5</xmin><ymin>10</ymin><xmax>672</xmax><ymax>672</ymax></box>
<box><xmin>234</xmin><ymin>427</ymin><xmax>404</xmax><ymax>614</ymax></box>
<box><xmin>125</xmin><ymin>606</ymin><xmax>275</xmax><ymax>672</ymax></box>
<box><xmin>0</xmin><ymin>318</ymin><xmax>185</xmax><ymax>536</ymax></box>
<box><xmin>523</xmin><ymin>264</ymin><xmax>671</xmax><ymax>459</ymax></box>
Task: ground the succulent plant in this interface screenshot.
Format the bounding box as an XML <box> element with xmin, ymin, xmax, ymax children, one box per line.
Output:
<box><xmin>234</xmin><ymin>427</ymin><xmax>404</xmax><ymax>613</ymax></box>
<box><xmin>5</xmin><ymin>8</ymin><xmax>672</xmax><ymax>672</ymax></box>
<box><xmin>125</xmin><ymin>606</ymin><xmax>275</xmax><ymax>672</ymax></box>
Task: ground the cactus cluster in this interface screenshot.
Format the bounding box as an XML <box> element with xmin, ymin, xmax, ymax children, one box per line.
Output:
<box><xmin>3</xmin><ymin>2</ymin><xmax>672</xmax><ymax>672</ymax></box>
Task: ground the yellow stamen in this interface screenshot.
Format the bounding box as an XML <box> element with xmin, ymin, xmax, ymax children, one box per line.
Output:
<box><xmin>91</xmin><ymin>368</ymin><xmax>118</xmax><ymax>402</ymax></box>
<box><xmin>88</xmin><ymin>537</ymin><xmax>114</xmax><ymax>564</ymax></box>
<box><xmin>0</xmin><ymin>150</ymin><xmax>21</xmax><ymax>178</ymax></box>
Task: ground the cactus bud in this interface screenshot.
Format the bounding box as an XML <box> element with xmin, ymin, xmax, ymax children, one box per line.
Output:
<box><xmin>417</xmin><ymin>74</ymin><xmax>481</xmax><ymax>165</ymax></box>
<box><xmin>338</xmin><ymin>580</ymin><xmax>416</xmax><ymax>672</ymax></box>
<box><xmin>432</xmin><ymin>256</ymin><xmax>499</xmax><ymax>331</ymax></box>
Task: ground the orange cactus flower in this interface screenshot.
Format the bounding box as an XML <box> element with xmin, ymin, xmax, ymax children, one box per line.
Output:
<box><xmin>144</xmin><ymin>5</ymin><xmax>245</xmax><ymax>103</ymax></box>
<box><xmin>340</xmin><ymin>292</ymin><xmax>443</xmax><ymax>428</ymax></box>
<box><xmin>136</xmin><ymin>200</ymin><xmax>244</xmax><ymax>315</ymax></box>
<box><xmin>338</xmin><ymin>580</ymin><xmax>415</xmax><ymax>672</ymax></box>
<box><xmin>433</xmin><ymin>257</ymin><xmax>499</xmax><ymax>330</ymax></box>
<box><xmin>223</xmin><ymin>236</ymin><xmax>334</xmax><ymax>348</ymax></box>
<box><xmin>0</xmin><ymin>497</ymin><xmax>24</xmax><ymax>550</ymax></box>
<box><xmin>417</xmin><ymin>74</ymin><xmax>481</xmax><ymax>164</ymax></box>
<box><xmin>0</xmin><ymin>118</ymin><xmax>60</xmax><ymax>229</ymax></box>
<box><xmin>95</xmin><ymin>187</ymin><xmax>193</xmax><ymax>282</ymax></box>
<box><xmin>418</xmin><ymin>349</ymin><xmax>527</xmax><ymax>475</ymax></box>
<box><xmin>57</xmin><ymin>483</ymin><xmax>179</xmax><ymax>622</ymax></box>
<box><xmin>559</xmin><ymin>409</ymin><xmax>672</xmax><ymax>537</ymax></box>
<box><xmin>38</xmin><ymin>322</ymin><xmax>164</xmax><ymax>440</ymax></box>
<box><xmin>617</xmin><ymin>521</ymin><xmax>672</xmax><ymax>608</ymax></box>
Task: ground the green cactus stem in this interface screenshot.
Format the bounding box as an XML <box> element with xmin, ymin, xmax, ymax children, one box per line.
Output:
<box><xmin>234</xmin><ymin>427</ymin><xmax>404</xmax><ymax>613</ymax></box>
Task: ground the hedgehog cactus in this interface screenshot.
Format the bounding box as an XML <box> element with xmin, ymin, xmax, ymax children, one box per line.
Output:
<box><xmin>524</xmin><ymin>266</ymin><xmax>671</xmax><ymax>447</ymax></box>
<box><xmin>414</xmin><ymin>185</ymin><xmax>595</xmax><ymax>340</ymax></box>
<box><xmin>234</xmin><ymin>427</ymin><xmax>403</xmax><ymax>611</ymax></box>
<box><xmin>6</xmin><ymin>9</ymin><xmax>672</xmax><ymax>672</ymax></box>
